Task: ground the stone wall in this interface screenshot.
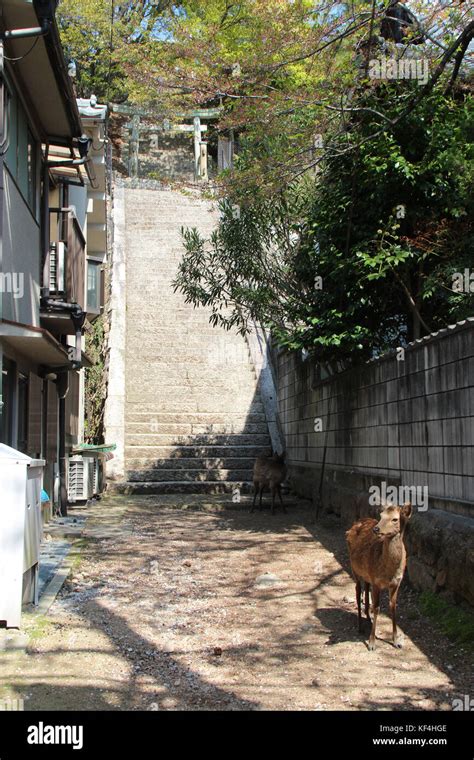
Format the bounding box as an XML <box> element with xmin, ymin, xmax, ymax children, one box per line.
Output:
<box><xmin>276</xmin><ymin>318</ymin><xmax>474</xmax><ymax>606</ymax></box>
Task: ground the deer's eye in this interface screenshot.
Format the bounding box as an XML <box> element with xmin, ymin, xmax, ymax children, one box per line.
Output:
<box><xmin>392</xmin><ymin>518</ymin><xmax>398</xmax><ymax>523</ymax></box>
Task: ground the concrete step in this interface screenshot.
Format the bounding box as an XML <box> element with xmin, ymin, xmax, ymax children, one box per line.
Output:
<box><xmin>126</xmin><ymin>468</ymin><xmax>253</xmax><ymax>483</ymax></box>
<box><xmin>125</xmin><ymin>433</ymin><xmax>271</xmax><ymax>446</ymax></box>
<box><xmin>109</xmin><ymin>187</ymin><xmax>273</xmax><ymax>496</ymax></box>
<box><xmin>125</xmin><ymin>456</ymin><xmax>257</xmax><ymax>470</ymax></box>
<box><xmin>124</xmin><ymin>349</ymin><xmax>253</xmax><ymax>364</ymax></box>
<box><xmin>124</xmin><ymin>368</ymin><xmax>257</xmax><ymax>382</ymax></box>
<box><xmin>124</xmin><ymin>444</ymin><xmax>271</xmax><ymax>459</ymax></box>
<box><xmin>109</xmin><ymin>481</ymin><xmax>254</xmax><ymax>495</ymax></box>
<box><xmin>124</xmin><ymin>401</ymin><xmax>265</xmax><ymax>414</ymax></box>
<box><xmin>126</xmin><ymin>422</ymin><xmax>269</xmax><ymax>435</ymax></box>
<box><xmin>125</xmin><ymin>412</ymin><xmax>267</xmax><ymax>424</ymax></box>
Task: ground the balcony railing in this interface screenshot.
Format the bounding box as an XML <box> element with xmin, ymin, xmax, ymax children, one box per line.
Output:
<box><xmin>45</xmin><ymin>207</ymin><xmax>86</xmax><ymax>310</ymax></box>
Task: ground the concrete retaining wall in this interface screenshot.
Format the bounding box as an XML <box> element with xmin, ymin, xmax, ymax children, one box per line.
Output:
<box><xmin>276</xmin><ymin>318</ymin><xmax>474</xmax><ymax>606</ymax></box>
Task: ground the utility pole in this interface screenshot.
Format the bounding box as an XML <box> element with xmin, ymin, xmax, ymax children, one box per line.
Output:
<box><xmin>193</xmin><ymin>116</ymin><xmax>201</xmax><ymax>180</ymax></box>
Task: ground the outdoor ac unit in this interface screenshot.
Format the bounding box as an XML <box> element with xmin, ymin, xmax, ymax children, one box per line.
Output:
<box><xmin>91</xmin><ymin>456</ymin><xmax>99</xmax><ymax>494</ymax></box>
<box><xmin>49</xmin><ymin>241</ymin><xmax>66</xmax><ymax>294</ymax></box>
<box><xmin>68</xmin><ymin>456</ymin><xmax>95</xmax><ymax>502</ymax></box>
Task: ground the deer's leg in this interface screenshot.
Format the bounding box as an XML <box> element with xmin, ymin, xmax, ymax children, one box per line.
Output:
<box><xmin>259</xmin><ymin>486</ymin><xmax>264</xmax><ymax>510</ymax></box>
<box><xmin>389</xmin><ymin>582</ymin><xmax>402</xmax><ymax>648</ymax></box>
<box><xmin>278</xmin><ymin>484</ymin><xmax>286</xmax><ymax>513</ymax></box>
<box><xmin>368</xmin><ymin>585</ymin><xmax>380</xmax><ymax>651</ymax></box>
<box><xmin>355</xmin><ymin>579</ymin><xmax>362</xmax><ymax>632</ymax></box>
<box><xmin>364</xmin><ymin>582</ymin><xmax>371</xmax><ymax>623</ymax></box>
<box><xmin>251</xmin><ymin>484</ymin><xmax>258</xmax><ymax>513</ymax></box>
<box><xmin>271</xmin><ymin>485</ymin><xmax>276</xmax><ymax>515</ymax></box>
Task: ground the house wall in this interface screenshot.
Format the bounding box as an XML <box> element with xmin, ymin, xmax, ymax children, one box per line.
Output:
<box><xmin>2</xmin><ymin>169</ymin><xmax>41</xmax><ymax>326</ymax></box>
<box><xmin>277</xmin><ymin>319</ymin><xmax>474</xmax><ymax>607</ymax></box>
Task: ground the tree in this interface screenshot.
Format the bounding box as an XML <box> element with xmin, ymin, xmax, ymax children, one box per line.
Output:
<box><xmin>57</xmin><ymin>0</ymin><xmax>178</xmax><ymax>102</ymax></box>
<box><xmin>57</xmin><ymin>0</ymin><xmax>474</xmax><ymax>363</ymax></box>
<box><xmin>174</xmin><ymin>82</ymin><xmax>474</xmax><ymax>362</ymax></box>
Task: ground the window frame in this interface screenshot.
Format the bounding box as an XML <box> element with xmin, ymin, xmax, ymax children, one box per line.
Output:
<box><xmin>3</xmin><ymin>73</ymin><xmax>41</xmax><ymax>220</ymax></box>
<box><xmin>86</xmin><ymin>257</ymin><xmax>103</xmax><ymax>315</ymax></box>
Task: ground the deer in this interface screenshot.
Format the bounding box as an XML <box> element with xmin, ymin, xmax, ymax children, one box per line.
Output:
<box><xmin>250</xmin><ymin>451</ymin><xmax>287</xmax><ymax>515</ymax></box>
<box><xmin>346</xmin><ymin>501</ymin><xmax>412</xmax><ymax>650</ymax></box>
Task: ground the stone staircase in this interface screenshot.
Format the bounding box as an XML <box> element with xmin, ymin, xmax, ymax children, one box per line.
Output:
<box><xmin>113</xmin><ymin>186</ymin><xmax>272</xmax><ymax>494</ymax></box>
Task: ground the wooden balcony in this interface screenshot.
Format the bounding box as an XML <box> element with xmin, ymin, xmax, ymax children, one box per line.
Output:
<box><xmin>40</xmin><ymin>207</ymin><xmax>86</xmax><ymax>336</ymax></box>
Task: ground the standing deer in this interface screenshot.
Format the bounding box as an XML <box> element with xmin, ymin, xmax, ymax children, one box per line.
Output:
<box><xmin>346</xmin><ymin>501</ymin><xmax>412</xmax><ymax>650</ymax></box>
<box><xmin>250</xmin><ymin>452</ymin><xmax>287</xmax><ymax>515</ymax></box>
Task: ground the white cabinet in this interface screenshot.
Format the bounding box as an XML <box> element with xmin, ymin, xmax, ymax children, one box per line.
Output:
<box><xmin>0</xmin><ymin>444</ymin><xmax>45</xmax><ymax>628</ymax></box>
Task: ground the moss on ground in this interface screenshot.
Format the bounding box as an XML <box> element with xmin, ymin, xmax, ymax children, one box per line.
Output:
<box><xmin>419</xmin><ymin>591</ymin><xmax>474</xmax><ymax>648</ymax></box>
<box><xmin>22</xmin><ymin>613</ymin><xmax>54</xmax><ymax>641</ymax></box>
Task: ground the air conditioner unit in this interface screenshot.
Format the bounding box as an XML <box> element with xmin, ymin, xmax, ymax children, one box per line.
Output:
<box><xmin>91</xmin><ymin>456</ymin><xmax>99</xmax><ymax>494</ymax></box>
<box><xmin>49</xmin><ymin>241</ymin><xmax>66</xmax><ymax>294</ymax></box>
<box><xmin>68</xmin><ymin>456</ymin><xmax>95</xmax><ymax>502</ymax></box>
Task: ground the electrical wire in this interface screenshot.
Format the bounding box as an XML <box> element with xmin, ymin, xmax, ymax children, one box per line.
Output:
<box><xmin>105</xmin><ymin>0</ymin><xmax>115</xmax><ymax>103</ymax></box>
<box><xmin>3</xmin><ymin>35</ymin><xmax>40</xmax><ymax>63</ymax></box>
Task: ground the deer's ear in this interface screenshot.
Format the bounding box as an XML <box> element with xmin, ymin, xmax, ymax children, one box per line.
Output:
<box><xmin>401</xmin><ymin>502</ymin><xmax>413</xmax><ymax>520</ymax></box>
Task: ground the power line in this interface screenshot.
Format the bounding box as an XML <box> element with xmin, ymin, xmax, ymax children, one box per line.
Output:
<box><xmin>106</xmin><ymin>0</ymin><xmax>115</xmax><ymax>104</ymax></box>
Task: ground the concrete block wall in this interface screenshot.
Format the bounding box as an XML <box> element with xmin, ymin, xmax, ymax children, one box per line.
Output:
<box><xmin>276</xmin><ymin>318</ymin><xmax>474</xmax><ymax>606</ymax></box>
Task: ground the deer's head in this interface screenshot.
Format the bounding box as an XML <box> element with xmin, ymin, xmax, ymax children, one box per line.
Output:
<box><xmin>373</xmin><ymin>502</ymin><xmax>412</xmax><ymax>540</ymax></box>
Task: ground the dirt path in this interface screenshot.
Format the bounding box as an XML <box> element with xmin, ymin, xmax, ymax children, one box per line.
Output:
<box><xmin>1</xmin><ymin>495</ymin><xmax>472</xmax><ymax>711</ymax></box>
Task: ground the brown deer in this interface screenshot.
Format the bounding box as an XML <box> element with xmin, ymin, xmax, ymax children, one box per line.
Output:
<box><xmin>250</xmin><ymin>452</ymin><xmax>287</xmax><ymax>515</ymax></box>
<box><xmin>346</xmin><ymin>501</ymin><xmax>412</xmax><ymax>650</ymax></box>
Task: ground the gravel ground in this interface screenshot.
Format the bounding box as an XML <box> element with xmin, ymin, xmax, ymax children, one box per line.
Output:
<box><xmin>1</xmin><ymin>494</ymin><xmax>472</xmax><ymax>711</ymax></box>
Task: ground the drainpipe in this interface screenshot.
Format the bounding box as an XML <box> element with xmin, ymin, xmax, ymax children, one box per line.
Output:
<box><xmin>41</xmin><ymin>155</ymin><xmax>51</xmax><ymax>298</ymax></box>
<box><xmin>56</xmin><ymin>371</ymin><xmax>69</xmax><ymax>516</ymax></box>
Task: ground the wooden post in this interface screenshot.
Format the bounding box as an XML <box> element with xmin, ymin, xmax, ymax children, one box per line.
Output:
<box><xmin>200</xmin><ymin>142</ymin><xmax>208</xmax><ymax>181</ymax></box>
<box><xmin>193</xmin><ymin>116</ymin><xmax>201</xmax><ymax>180</ymax></box>
<box><xmin>129</xmin><ymin>113</ymin><xmax>140</xmax><ymax>178</ymax></box>
<box><xmin>229</xmin><ymin>129</ymin><xmax>235</xmax><ymax>168</ymax></box>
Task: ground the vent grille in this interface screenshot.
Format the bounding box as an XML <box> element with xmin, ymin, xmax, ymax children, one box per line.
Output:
<box><xmin>49</xmin><ymin>242</ymin><xmax>65</xmax><ymax>293</ymax></box>
<box><xmin>68</xmin><ymin>459</ymin><xmax>85</xmax><ymax>502</ymax></box>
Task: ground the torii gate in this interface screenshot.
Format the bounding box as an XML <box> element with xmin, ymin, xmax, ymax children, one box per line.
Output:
<box><xmin>111</xmin><ymin>104</ymin><xmax>221</xmax><ymax>181</ymax></box>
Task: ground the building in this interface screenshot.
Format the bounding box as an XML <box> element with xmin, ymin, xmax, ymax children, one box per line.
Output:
<box><xmin>0</xmin><ymin>0</ymin><xmax>108</xmax><ymax>514</ymax></box>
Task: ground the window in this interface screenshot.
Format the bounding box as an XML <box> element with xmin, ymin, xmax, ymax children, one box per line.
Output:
<box><xmin>4</xmin><ymin>81</ymin><xmax>38</xmax><ymax>216</ymax></box>
<box><xmin>87</xmin><ymin>260</ymin><xmax>102</xmax><ymax>312</ymax></box>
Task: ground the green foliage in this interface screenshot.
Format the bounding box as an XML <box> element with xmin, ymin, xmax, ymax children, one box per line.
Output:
<box><xmin>57</xmin><ymin>0</ymin><xmax>178</xmax><ymax>102</ymax></box>
<box><xmin>84</xmin><ymin>317</ymin><xmax>106</xmax><ymax>444</ymax></box>
<box><xmin>58</xmin><ymin>1</ymin><xmax>474</xmax><ymax>364</ymax></box>
<box><xmin>175</xmin><ymin>84</ymin><xmax>474</xmax><ymax>362</ymax></box>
